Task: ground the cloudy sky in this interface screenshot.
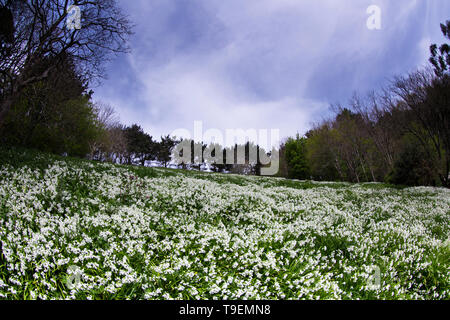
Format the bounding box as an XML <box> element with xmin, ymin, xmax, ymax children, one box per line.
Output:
<box><xmin>93</xmin><ymin>0</ymin><xmax>449</xmax><ymax>145</ymax></box>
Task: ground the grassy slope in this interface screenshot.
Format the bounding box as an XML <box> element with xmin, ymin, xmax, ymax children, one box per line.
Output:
<box><xmin>0</xmin><ymin>147</ymin><xmax>449</xmax><ymax>300</ymax></box>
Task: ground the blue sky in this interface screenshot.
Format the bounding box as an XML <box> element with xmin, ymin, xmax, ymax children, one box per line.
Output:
<box><xmin>93</xmin><ymin>0</ymin><xmax>449</xmax><ymax>144</ymax></box>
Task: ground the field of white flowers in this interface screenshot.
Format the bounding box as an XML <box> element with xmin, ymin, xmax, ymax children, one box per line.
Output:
<box><xmin>0</xmin><ymin>148</ymin><xmax>449</xmax><ymax>300</ymax></box>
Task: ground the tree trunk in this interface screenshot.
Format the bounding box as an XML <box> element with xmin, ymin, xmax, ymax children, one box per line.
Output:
<box><xmin>0</xmin><ymin>95</ymin><xmax>15</xmax><ymax>128</ymax></box>
<box><xmin>369</xmin><ymin>165</ymin><xmax>377</xmax><ymax>182</ymax></box>
<box><xmin>334</xmin><ymin>157</ymin><xmax>344</xmax><ymax>180</ymax></box>
<box><xmin>357</xmin><ymin>150</ymin><xmax>369</xmax><ymax>182</ymax></box>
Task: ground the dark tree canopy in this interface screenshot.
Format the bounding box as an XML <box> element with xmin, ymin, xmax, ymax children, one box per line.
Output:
<box><xmin>0</xmin><ymin>5</ymin><xmax>14</xmax><ymax>44</ymax></box>
<box><xmin>124</xmin><ymin>124</ymin><xmax>155</xmax><ymax>166</ymax></box>
<box><xmin>0</xmin><ymin>55</ymin><xmax>98</xmax><ymax>157</ymax></box>
<box><xmin>284</xmin><ymin>135</ymin><xmax>310</xmax><ymax>180</ymax></box>
<box><xmin>157</xmin><ymin>135</ymin><xmax>177</xmax><ymax>168</ymax></box>
<box><xmin>0</xmin><ymin>0</ymin><xmax>132</xmax><ymax>126</ymax></box>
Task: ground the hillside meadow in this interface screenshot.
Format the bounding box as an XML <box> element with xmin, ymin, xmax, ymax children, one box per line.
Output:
<box><xmin>0</xmin><ymin>148</ymin><xmax>448</xmax><ymax>300</ymax></box>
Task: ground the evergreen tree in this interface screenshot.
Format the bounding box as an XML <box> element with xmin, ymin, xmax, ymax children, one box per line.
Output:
<box><xmin>430</xmin><ymin>20</ymin><xmax>450</xmax><ymax>77</ymax></box>
<box><xmin>157</xmin><ymin>135</ymin><xmax>177</xmax><ymax>168</ymax></box>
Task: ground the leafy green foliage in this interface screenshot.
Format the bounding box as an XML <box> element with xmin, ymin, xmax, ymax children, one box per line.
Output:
<box><xmin>156</xmin><ymin>135</ymin><xmax>178</xmax><ymax>168</ymax></box>
<box><xmin>387</xmin><ymin>135</ymin><xmax>439</xmax><ymax>186</ymax></box>
<box><xmin>0</xmin><ymin>56</ymin><xmax>100</xmax><ymax>157</ymax></box>
<box><xmin>123</xmin><ymin>124</ymin><xmax>155</xmax><ymax>166</ymax></box>
<box><xmin>284</xmin><ymin>135</ymin><xmax>310</xmax><ymax>180</ymax></box>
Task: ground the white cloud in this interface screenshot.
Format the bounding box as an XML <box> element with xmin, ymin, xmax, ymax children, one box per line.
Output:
<box><xmin>127</xmin><ymin>53</ymin><xmax>327</xmax><ymax>143</ymax></box>
<box><xmin>94</xmin><ymin>0</ymin><xmax>450</xmax><ymax>143</ymax></box>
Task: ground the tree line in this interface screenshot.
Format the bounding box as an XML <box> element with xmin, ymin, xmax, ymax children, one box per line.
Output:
<box><xmin>0</xmin><ymin>2</ymin><xmax>448</xmax><ymax>187</ymax></box>
<box><xmin>89</xmin><ymin>117</ymin><xmax>273</xmax><ymax>175</ymax></box>
<box><xmin>0</xmin><ymin>0</ymin><xmax>131</xmax><ymax>155</ymax></box>
<box><xmin>278</xmin><ymin>20</ymin><xmax>450</xmax><ymax>188</ymax></box>
<box><xmin>0</xmin><ymin>0</ymin><xmax>273</xmax><ymax>173</ymax></box>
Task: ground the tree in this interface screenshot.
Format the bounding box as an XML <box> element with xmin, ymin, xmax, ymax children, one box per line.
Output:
<box><xmin>123</xmin><ymin>124</ymin><xmax>155</xmax><ymax>166</ymax></box>
<box><xmin>284</xmin><ymin>134</ymin><xmax>310</xmax><ymax>180</ymax></box>
<box><xmin>305</xmin><ymin>124</ymin><xmax>342</xmax><ymax>181</ymax></box>
<box><xmin>205</xmin><ymin>142</ymin><xmax>223</xmax><ymax>172</ymax></box>
<box><xmin>0</xmin><ymin>3</ymin><xmax>14</xmax><ymax>47</ymax></box>
<box><xmin>430</xmin><ymin>20</ymin><xmax>450</xmax><ymax>77</ymax></box>
<box><xmin>0</xmin><ymin>0</ymin><xmax>132</xmax><ymax>127</ymax></box>
<box><xmin>209</xmin><ymin>145</ymin><xmax>234</xmax><ymax>173</ymax></box>
<box><xmin>191</xmin><ymin>140</ymin><xmax>207</xmax><ymax>171</ymax></box>
<box><xmin>226</xmin><ymin>142</ymin><xmax>263</xmax><ymax>175</ymax></box>
<box><xmin>276</xmin><ymin>21</ymin><xmax>450</xmax><ymax>187</ymax></box>
<box><xmin>253</xmin><ymin>144</ymin><xmax>263</xmax><ymax>176</ymax></box>
<box><xmin>88</xmin><ymin>103</ymin><xmax>127</xmax><ymax>163</ymax></box>
<box><xmin>276</xmin><ymin>141</ymin><xmax>289</xmax><ymax>178</ymax></box>
<box><xmin>349</xmin><ymin>92</ymin><xmax>400</xmax><ymax>178</ymax></box>
<box><xmin>172</xmin><ymin>138</ymin><xmax>190</xmax><ymax>170</ymax></box>
<box><xmin>107</xmin><ymin>125</ymin><xmax>128</xmax><ymax>164</ymax></box>
<box><xmin>0</xmin><ymin>54</ymin><xmax>99</xmax><ymax>157</ymax></box>
<box><xmin>157</xmin><ymin>135</ymin><xmax>177</xmax><ymax>168</ymax></box>
<box><xmin>391</xmin><ymin>69</ymin><xmax>450</xmax><ymax>187</ymax></box>
<box><xmin>387</xmin><ymin>134</ymin><xmax>439</xmax><ymax>186</ymax></box>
